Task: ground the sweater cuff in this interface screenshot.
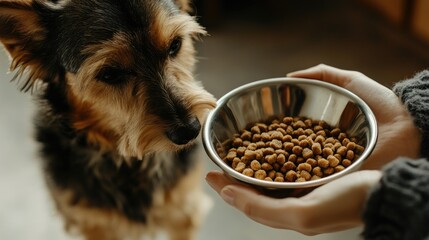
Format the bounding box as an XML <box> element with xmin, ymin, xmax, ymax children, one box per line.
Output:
<box><xmin>393</xmin><ymin>70</ymin><xmax>429</xmax><ymax>158</ymax></box>
<box><xmin>362</xmin><ymin>157</ymin><xmax>429</xmax><ymax>240</ymax></box>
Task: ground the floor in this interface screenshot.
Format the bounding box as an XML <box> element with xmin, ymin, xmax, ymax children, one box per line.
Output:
<box><xmin>0</xmin><ymin>1</ymin><xmax>428</xmax><ymax>240</ymax></box>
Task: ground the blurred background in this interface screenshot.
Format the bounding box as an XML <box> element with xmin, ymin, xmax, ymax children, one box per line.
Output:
<box><xmin>0</xmin><ymin>0</ymin><xmax>428</xmax><ymax>239</ymax></box>
<box><xmin>194</xmin><ymin>0</ymin><xmax>429</xmax><ymax>97</ymax></box>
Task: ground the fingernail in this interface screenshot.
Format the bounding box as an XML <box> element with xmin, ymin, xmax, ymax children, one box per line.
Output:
<box><xmin>287</xmin><ymin>70</ymin><xmax>303</xmax><ymax>77</ymax></box>
<box><xmin>220</xmin><ymin>188</ymin><xmax>234</xmax><ymax>205</ymax></box>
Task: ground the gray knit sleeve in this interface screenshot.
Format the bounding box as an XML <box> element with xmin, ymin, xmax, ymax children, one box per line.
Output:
<box><xmin>393</xmin><ymin>70</ymin><xmax>429</xmax><ymax>158</ymax></box>
<box><xmin>362</xmin><ymin>157</ymin><xmax>429</xmax><ymax>240</ymax></box>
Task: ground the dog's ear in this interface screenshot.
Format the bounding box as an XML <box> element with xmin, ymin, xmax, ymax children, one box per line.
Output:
<box><xmin>0</xmin><ymin>1</ymin><xmax>56</xmax><ymax>91</ymax></box>
<box><xmin>0</xmin><ymin>1</ymin><xmax>45</xmax><ymax>58</ymax></box>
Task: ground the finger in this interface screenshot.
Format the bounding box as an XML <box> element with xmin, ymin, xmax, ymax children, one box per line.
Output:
<box><xmin>205</xmin><ymin>171</ymin><xmax>233</xmax><ymax>193</ymax></box>
<box><xmin>288</xmin><ymin>64</ymin><xmax>395</xmax><ymax>114</ymax></box>
<box><xmin>287</xmin><ymin>64</ymin><xmax>358</xmax><ymax>87</ymax></box>
<box><xmin>220</xmin><ymin>185</ymin><xmax>301</xmax><ymax>229</ymax></box>
<box><xmin>205</xmin><ymin>171</ymin><xmax>262</xmax><ymax>198</ymax></box>
<box><xmin>205</xmin><ymin>172</ymin><xmax>290</xmax><ymax>228</ymax></box>
<box><xmin>288</xmin><ymin>64</ymin><xmax>391</xmax><ymax>93</ymax></box>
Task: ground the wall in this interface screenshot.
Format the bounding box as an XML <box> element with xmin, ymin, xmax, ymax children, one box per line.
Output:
<box><xmin>412</xmin><ymin>0</ymin><xmax>429</xmax><ymax>43</ymax></box>
<box><xmin>360</xmin><ymin>0</ymin><xmax>429</xmax><ymax>44</ymax></box>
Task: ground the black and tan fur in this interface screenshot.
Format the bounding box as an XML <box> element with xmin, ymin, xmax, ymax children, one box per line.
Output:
<box><xmin>0</xmin><ymin>0</ymin><xmax>216</xmax><ymax>239</ymax></box>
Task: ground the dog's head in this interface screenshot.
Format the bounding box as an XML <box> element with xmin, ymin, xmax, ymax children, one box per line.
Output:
<box><xmin>0</xmin><ymin>0</ymin><xmax>216</xmax><ymax>158</ymax></box>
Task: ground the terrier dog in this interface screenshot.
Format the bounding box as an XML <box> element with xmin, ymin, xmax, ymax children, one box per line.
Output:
<box><xmin>0</xmin><ymin>0</ymin><xmax>216</xmax><ymax>239</ymax></box>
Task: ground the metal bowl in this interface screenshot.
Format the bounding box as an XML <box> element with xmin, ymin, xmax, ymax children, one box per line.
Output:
<box><xmin>202</xmin><ymin>77</ymin><xmax>377</xmax><ymax>190</ymax></box>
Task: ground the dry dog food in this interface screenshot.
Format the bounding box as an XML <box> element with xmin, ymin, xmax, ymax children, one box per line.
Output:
<box><xmin>219</xmin><ymin>116</ymin><xmax>365</xmax><ymax>182</ymax></box>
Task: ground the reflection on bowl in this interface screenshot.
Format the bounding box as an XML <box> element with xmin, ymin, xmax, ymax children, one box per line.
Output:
<box><xmin>202</xmin><ymin>77</ymin><xmax>377</xmax><ymax>190</ymax></box>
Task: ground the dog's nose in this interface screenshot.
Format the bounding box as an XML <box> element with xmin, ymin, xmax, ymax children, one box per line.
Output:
<box><xmin>166</xmin><ymin>117</ymin><xmax>201</xmax><ymax>145</ymax></box>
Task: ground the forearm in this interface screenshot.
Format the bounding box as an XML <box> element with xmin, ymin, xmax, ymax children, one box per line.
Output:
<box><xmin>393</xmin><ymin>70</ymin><xmax>429</xmax><ymax>159</ymax></box>
<box><xmin>362</xmin><ymin>70</ymin><xmax>429</xmax><ymax>239</ymax></box>
<box><xmin>362</xmin><ymin>157</ymin><xmax>429</xmax><ymax>240</ymax></box>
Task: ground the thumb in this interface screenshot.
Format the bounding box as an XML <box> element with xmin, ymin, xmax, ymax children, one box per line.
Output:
<box><xmin>220</xmin><ymin>185</ymin><xmax>300</xmax><ymax>229</ymax></box>
<box><xmin>287</xmin><ymin>64</ymin><xmax>356</xmax><ymax>87</ymax></box>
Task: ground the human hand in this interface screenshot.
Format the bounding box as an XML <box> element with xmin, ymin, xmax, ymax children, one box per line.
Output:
<box><xmin>288</xmin><ymin>64</ymin><xmax>421</xmax><ymax>169</ymax></box>
<box><xmin>206</xmin><ymin>170</ymin><xmax>382</xmax><ymax>235</ymax></box>
<box><xmin>204</xmin><ymin>64</ymin><xmax>419</xmax><ymax>235</ymax></box>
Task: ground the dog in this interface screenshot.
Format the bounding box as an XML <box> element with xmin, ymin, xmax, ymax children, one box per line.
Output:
<box><xmin>0</xmin><ymin>0</ymin><xmax>216</xmax><ymax>239</ymax></box>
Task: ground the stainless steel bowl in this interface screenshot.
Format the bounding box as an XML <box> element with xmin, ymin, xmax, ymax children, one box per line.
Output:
<box><xmin>202</xmin><ymin>77</ymin><xmax>377</xmax><ymax>190</ymax></box>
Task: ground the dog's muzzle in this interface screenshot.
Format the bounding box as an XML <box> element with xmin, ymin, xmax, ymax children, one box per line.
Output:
<box><xmin>166</xmin><ymin>116</ymin><xmax>201</xmax><ymax>145</ymax></box>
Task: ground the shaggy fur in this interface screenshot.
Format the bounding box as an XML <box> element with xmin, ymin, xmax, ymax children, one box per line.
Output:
<box><xmin>0</xmin><ymin>0</ymin><xmax>216</xmax><ymax>239</ymax></box>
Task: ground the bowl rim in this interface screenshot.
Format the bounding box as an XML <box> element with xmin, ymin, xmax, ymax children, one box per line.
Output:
<box><xmin>202</xmin><ymin>77</ymin><xmax>378</xmax><ymax>189</ymax></box>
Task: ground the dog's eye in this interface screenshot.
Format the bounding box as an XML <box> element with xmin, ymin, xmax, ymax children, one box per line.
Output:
<box><xmin>96</xmin><ymin>67</ymin><xmax>127</xmax><ymax>85</ymax></box>
<box><xmin>168</xmin><ymin>38</ymin><xmax>182</xmax><ymax>57</ymax></box>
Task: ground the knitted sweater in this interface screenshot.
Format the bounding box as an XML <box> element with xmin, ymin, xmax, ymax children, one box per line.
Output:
<box><xmin>362</xmin><ymin>70</ymin><xmax>429</xmax><ymax>240</ymax></box>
